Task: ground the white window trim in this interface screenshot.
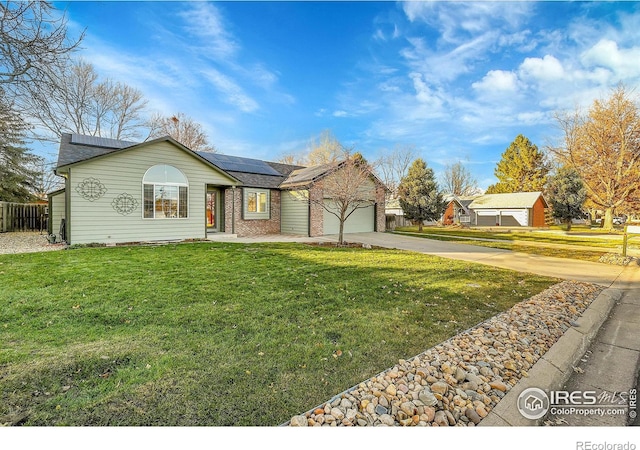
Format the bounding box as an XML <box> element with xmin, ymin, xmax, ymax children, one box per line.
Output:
<box><xmin>142</xmin><ymin>165</ymin><xmax>189</xmax><ymax>220</ymax></box>
<box><xmin>243</xmin><ymin>188</ymin><xmax>271</xmax><ymax>220</ymax></box>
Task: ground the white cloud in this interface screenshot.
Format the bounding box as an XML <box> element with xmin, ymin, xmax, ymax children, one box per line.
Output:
<box><xmin>402</xmin><ymin>1</ymin><xmax>532</xmax><ymax>44</ymax></box>
<box><xmin>401</xmin><ymin>33</ymin><xmax>497</xmax><ymax>84</ymax></box>
<box><xmin>472</xmin><ymin>70</ymin><xmax>519</xmax><ymax>93</ymax></box>
<box><xmin>202</xmin><ymin>69</ymin><xmax>259</xmax><ymax>113</ymax></box>
<box><xmin>519</xmin><ymin>55</ymin><xmax>566</xmax><ymax>83</ymax></box>
<box><xmin>179</xmin><ymin>3</ymin><xmax>239</xmax><ymax>59</ymax></box>
<box><xmin>581</xmin><ymin>39</ymin><xmax>640</xmax><ymax>79</ymax></box>
<box><xmin>409</xmin><ymin>72</ymin><xmax>445</xmax><ymax>112</ymax></box>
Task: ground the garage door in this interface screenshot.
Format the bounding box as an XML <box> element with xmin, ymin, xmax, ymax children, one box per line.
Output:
<box><xmin>476</xmin><ymin>211</ymin><xmax>499</xmax><ymax>226</ymax></box>
<box><xmin>323</xmin><ymin>200</ymin><xmax>375</xmax><ymax>235</ymax></box>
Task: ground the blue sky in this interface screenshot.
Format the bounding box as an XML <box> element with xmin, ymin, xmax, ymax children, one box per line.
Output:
<box><xmin>47</xmin><ymin>1</ymin><xmax>640</xmax><ymax>190</ymax></box>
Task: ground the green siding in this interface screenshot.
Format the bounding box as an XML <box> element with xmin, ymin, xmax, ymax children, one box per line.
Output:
<box><xmin>281</xmin><ymin>190</ymin><xmax>309</xmax><ymax>236</ymax></box>
<box><xmin>50</xmin><ymin>191</ymin><xmax>66</xmax><ymax>238</ymax></box>
<box><xmin>67</xmin><ymin>141</ymin><xmax>237</xmax><ymax>245</ymax></box>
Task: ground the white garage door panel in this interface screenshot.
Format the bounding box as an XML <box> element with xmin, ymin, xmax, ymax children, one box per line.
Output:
<box><xmin>323</xmin><ymin>201</ymin><xmax>375</xmax><ymax>235</ymax></box>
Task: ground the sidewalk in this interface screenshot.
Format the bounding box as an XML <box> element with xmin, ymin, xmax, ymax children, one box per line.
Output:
<box><xmin>546</xmin><ymin>266</ymin><xmax>640</xmax><ymax>426</ymax></box>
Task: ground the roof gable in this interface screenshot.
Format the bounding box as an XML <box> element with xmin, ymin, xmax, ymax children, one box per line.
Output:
<box><xmin>279</xmin><ymin>160</ymin><xmax>388</xmax><ymax>191</ymax></box>
<box><xmin>56</xmin><ymin>134</ymin><xmax>241</xmax><ymax>184</ymax></box>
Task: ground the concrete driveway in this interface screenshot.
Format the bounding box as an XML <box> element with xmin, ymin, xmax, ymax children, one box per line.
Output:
<box><xmin>337</xmin><ymin>232</ymin><xmax>632</xmax><ymax>287</ymax></box>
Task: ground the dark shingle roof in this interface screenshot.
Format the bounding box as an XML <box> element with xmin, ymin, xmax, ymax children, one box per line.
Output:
<box><xmin>56</xmin><ymin>133</ymin><xmax>135</xmax><ymax>168</ymax></box>
<box><xmin>56</xmin><ymin>133</ymin><xmax>306</xmax><ymax>189</ymax></box>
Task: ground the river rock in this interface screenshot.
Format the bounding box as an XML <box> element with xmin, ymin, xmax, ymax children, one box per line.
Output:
<box><xmin>431</xmin><ymin>381</ymin><xmax>449</xmax><ymax>395</ymax></box>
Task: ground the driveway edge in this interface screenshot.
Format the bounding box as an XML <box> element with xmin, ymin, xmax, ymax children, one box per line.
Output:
<box><xmin>479</xmin><ymin>287</ymin><xmax>623</xmax><ymax>426</ymax></box>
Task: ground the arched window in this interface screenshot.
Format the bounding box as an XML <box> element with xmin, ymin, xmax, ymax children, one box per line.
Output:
<box><xmin>143</xmin><ymin>165</ymin><xmax>188</xmax><ymax>219</ymax></box>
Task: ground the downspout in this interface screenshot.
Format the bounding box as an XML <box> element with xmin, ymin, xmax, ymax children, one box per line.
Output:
<box><xmin>65</xmin><ymin>169</ymin><xmax>71</xmax><ymax>244</ymax></box>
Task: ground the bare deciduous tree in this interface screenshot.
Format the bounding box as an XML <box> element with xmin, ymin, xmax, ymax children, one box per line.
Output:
<box><xmin>550</xmin><ymin>84</ymin><xmax>640</xmax><ymax>230</ymax></box>
<box><xmin>441</xmin><ymin>161</ymin><xmax>480</xmax><ymax>196</ymax></box>
<box><xmin>0</xmin><ymin>1</ymin><xmax>83</xmax><ymax>96</ymax></box>
<box><xmin>28</xmin><ymin>158</ymin><xmax>64</xmax><ymax>199</ymax></box>
<box><xmin>23</xmin><ymin>60</ymin><xmax>147</xmax><ymax>141</ymax></box>
<box><xmin>276</xmin><ymin>151</ymin><xmax>306</xmax><ymax>166</ymax></box>
<box><xmin>147</xmin><ymin>112</ymin><xmax>216</xmax><ymax>152</ymax></box>
<box><xmin>310</xmin><ymin>154</ymin><xmax>378</xmax><ymax>245</ymax></box>
<box><xmin>375</xmin><ymin>144</ymin><xmax>417</xmax><ymax>198</ymax></box>
<box><xmin>306</xmin><ymin>129</ymin><xmax>347</xmax><ymax>166</ymax></box>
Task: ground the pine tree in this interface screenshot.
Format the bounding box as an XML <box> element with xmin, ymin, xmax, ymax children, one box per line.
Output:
<box><xmin>0</xmin><ymin>89</ymin><xmax>39</xmax><ymax>202</ymax></box>
<box><xmin>547</xmin><ymin>166</ymin><xmax>587</xmax><ymax>231</ymax></box>
<box><xmin>398</xmin><ymin>159</ymin><xmax>444</xmax><ymax>231</ymax></box>
<box><xmin>486</xmin><ymin>134</ymin><xmax>548</xmax><ymax>194</ymax></box>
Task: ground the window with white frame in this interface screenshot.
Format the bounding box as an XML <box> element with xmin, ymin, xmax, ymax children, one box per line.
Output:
<box><xmin>143</xmin><ymin>164</ymin><xmax>188</xmax><ymax>219</ymax></box>
<box><xmin>243</xmin><ymin>188</ymin><xmax>270</xmax><ymax>219</ymax></box>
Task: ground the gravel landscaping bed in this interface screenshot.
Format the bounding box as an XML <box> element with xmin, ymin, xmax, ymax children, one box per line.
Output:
<box><xmin>288</xmin><ymin>280</ymin><xmax>604</xmax><ymax>427</ymax></box>
<box><xmin>0</xmin><ymin>232</ymin><xmax>66</xmax><ymax>255</ymax></box>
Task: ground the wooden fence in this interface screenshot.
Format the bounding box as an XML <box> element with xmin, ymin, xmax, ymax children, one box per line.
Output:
<box><xmin>0</xmin><ymin>201</ymin><xmax>48</xmax><ymax>233</ymax></box>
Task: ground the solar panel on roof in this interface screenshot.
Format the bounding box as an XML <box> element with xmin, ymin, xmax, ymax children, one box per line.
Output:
<box><xmin>197</xmin><ymin>152</ymin><xmax>281</xmax><ymax>176</ymax></box>
<box><xmin>70</xmin><ymin>134</ymin><xmax>135</xmax><ymax>149</ymax></box>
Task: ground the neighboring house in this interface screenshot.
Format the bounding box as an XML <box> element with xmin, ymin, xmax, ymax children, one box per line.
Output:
<box><xmin>49</xmin><ymin>133</ymin><xmax>386</xmax><ymax>245</ymax></box>
<box><xmin>467</xmin><ymin>192</ymin><xmax>548</xmax><ymax>227</ymax></box>
<box><xmin>442</xmin><ymin>195</ymin><xmax>475</xmax><ymax>225</ymax></box>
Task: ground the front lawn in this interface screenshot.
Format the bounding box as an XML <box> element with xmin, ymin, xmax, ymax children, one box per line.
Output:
<box><xmin>0</xmin><ymin>242</ymin><xmax>556</xmax><ymax>426</ymax></box>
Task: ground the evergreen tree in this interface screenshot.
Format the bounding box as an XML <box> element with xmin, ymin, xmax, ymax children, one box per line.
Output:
<box><xmin>486</xmin><ymin>134</ymin><xmax>549</xmax><ymax>194</ymax></box>
<box><xmin>398</xmin><ymin>159</ymin><xmax>444</xmax><ymax>231</ymax></box>
<box><xmin>547</xmin><ymin>166</ymin><xmax>587</xmax><ymax>231</ymax></box>
<box><xmin>0</xmin><ymin>89</ymin><xmax>39</xmax><ymax>202</ymax></box>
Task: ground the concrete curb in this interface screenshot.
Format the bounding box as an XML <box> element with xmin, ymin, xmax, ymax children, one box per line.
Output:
<box><xmin>479</xmin><ymin>287</ymin><xmax>623</xmax><ymax>426</ymax></box>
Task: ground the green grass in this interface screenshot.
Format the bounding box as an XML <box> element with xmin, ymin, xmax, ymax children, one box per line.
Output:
<box><xmin>0</xmin><ymin>242</ymin><xmax>556</xmax><ymax>426</ymax></box>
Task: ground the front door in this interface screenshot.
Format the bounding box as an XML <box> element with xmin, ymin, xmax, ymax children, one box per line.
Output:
<box><xmin>206</xmin><ymin>189</ymin><xmax>220</xmax><ymax>232</ymax></box>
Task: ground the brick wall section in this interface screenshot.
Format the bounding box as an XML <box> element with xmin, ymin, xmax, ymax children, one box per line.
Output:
<box><xmin>442</xmin><ymin>201</ymin><xmax>455</xmax><ymax>225</ymax></box>
<box><xmin>224</xmin><ymin>188</ymin><xmax>234</xmax><ymax>233</ymax></box>
<box><xmin>532</xmin><ymin>196</ymin><xmax>547</xmax><ymax>227</ymax></box>
<box><xmin>375</xmin><ymin>185</ymin><xmax>386</xmax><ymax>232</ymax></box>
<box><xmin>223</xmin><ymin>180</ymin><xmax>386</xmax><ymax>237</ymax></box>
<box><xmin>309</xmin><ymin>184</ymin><xmax>324</xmax><ymax>237</ymax></box>
<box><xmin>224</xmin><ymin>188</ymin><xmax>282</xmax><ymax>236</ymax></box>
